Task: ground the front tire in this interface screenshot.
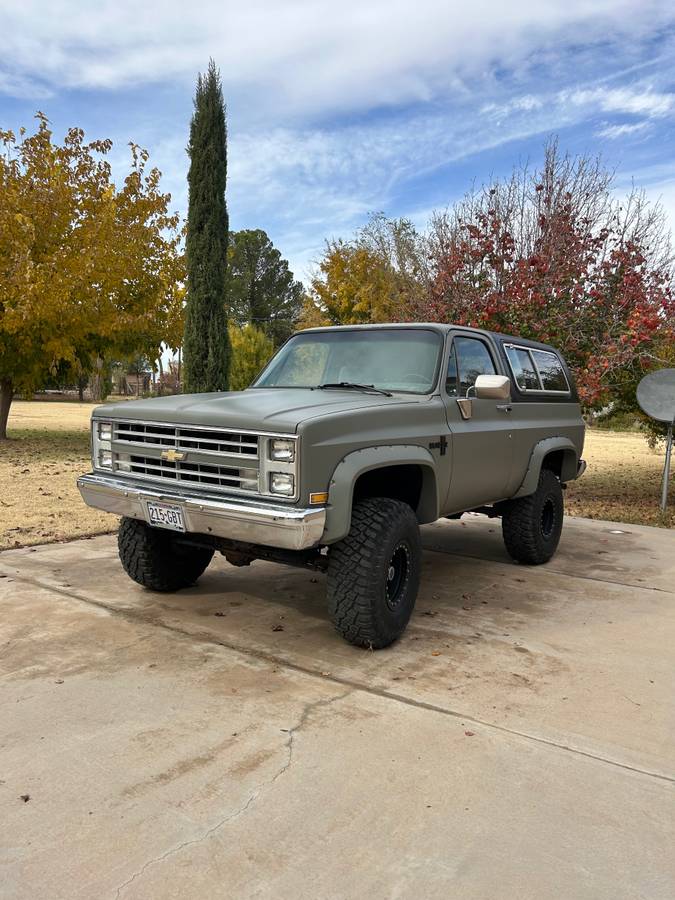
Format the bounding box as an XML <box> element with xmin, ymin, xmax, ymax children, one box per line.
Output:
<box><xmin>502</xmin><ymin>468</ymin><xmax>564</xmax><ymax>565</ymax></box>
<box><xmin>118</xmin><ymin>517</ymin><xmax>214</xmax><ymax>591</ymax></box>
<box><xmin>327</xmin><ymin>498</ymin><xmax>422</xmax><ymax>649</ymax></box>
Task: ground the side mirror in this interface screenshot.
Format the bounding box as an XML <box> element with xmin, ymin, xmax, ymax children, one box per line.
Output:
<box><xmin>474</xmin><ymin>374</ymin><xmax>511</xmax><ymax>400</ymax></box>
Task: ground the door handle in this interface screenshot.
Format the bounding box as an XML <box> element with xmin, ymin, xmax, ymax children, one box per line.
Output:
<box><xmin>496</xmin><ymin>404</ymin><xmax>512</xmax><ymax>413</ymax></box>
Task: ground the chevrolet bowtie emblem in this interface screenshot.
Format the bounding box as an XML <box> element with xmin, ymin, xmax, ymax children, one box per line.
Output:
<box><xmin>161</xmin><ymin>448</ymin><xmax>185</xmax><ymax>462</ymax></box>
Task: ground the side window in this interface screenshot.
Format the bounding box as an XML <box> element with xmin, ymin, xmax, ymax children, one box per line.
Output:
<box><xmin>445</xmin><ymin>342</ymin><xmax>459</xmax><ymax>396</ymax></box>
<box><xmin>454</xmin><ymin>337</ymin><xmax>496</xmax><ymax>396</ymax></box>
<box><xmin>531</xmin><ymin>349</ymin><xmax>569</xmax><ymax>392</ymax></box>
<box><xmin>505</xmin><ymin>346</ymin><xmax>540</xmax><ymax>391</ymax></box>
<box><xmin>505</xmin><ymin>344</ymin><xmax>570</xmax><ymax>394</ymax></box>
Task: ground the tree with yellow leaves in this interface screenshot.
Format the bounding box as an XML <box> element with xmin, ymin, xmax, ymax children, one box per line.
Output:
<box><xmin>0</xmin><ymin>114</ymin><xmax>183</xmax><ymax>438</ymax></box>
<box><xmin>307</xmin><ymin>215</ymin><xmax>429</xmax><ymax>327</ymax></box>
<box><xmin>227</xmin><ymin>323</ymin><xmax>275</xmax><ymax>391</ymax></box>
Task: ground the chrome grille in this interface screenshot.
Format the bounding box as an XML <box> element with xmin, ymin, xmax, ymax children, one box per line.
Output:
<box><xmin>113</xmin><ymin>421</ymin><xmax>259</xmax><ymax>458</ymax></box>
<box><xmin>121</xmin><ymin>454</ymin><xmax>258</xmax><ymax>492</ymax></box>
<box><xmin>110</xmin><ymin>419</ymin><xmax>262</xmax><ymax>497</ymax></box>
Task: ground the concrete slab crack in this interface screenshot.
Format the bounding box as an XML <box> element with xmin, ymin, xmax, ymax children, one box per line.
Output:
<box><xmin>112</xmin><ymin>688</ymin><xmax>351</xmax><ymax>899</ymax></box>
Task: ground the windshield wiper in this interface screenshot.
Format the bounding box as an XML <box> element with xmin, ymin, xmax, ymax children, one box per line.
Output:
<box><xmin>316</xmin><ymin>382</ymin><xmax>393</xmax><ymax>397</ymax></box>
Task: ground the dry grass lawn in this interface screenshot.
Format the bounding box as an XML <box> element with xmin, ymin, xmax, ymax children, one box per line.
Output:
<box><xmin>0</xmin><ymin>400</ymin><xmax>672</xmax><ymax>551</ymax></box>
<box><xmin>566</xmin><ymin>429</ymin><xmax>674</xmax><ymax>528</ymax></box>
<box><xmin>1</xmin><ymin>401</ymin><xmax>113</xmax><ymax>550</ymax></box>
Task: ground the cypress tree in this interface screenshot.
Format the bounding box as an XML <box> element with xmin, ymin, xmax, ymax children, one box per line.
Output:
<box><xmin>183</xmin><ymin>60</ymin><xmax>230</xmax><ymax>393</ymax></box>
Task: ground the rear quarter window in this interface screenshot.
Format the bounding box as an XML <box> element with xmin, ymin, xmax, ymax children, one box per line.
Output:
<box><xmin>530</xmin><ymin>349</ymin><xmax>569</xmax><ymax>392</ymax></box>
<box><xmin>504</xmin><ymin>344</ymin><xmax>570</xmax><ymax>395</ymax></box>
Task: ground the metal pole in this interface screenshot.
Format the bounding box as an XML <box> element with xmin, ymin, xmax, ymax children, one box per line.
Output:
<box><xmin>661</xmin><ymin>418</ymin><xmax>674</xmax><ymax>512</ymax></box>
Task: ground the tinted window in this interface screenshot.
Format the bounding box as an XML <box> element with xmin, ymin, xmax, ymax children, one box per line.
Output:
<box><xmin>446</xmin><ymin>337</ymin><xmax>496</xmax><ymax>397</ymax></box>
<box><xmin>505</xmin><ymin>346</ymin><xmax>540</xmax><ymax>391</ymax></box>
<box><xmin>531</xmin><ymin>349</ymin><xmax>569</xmax><ymax>392</ymax></box>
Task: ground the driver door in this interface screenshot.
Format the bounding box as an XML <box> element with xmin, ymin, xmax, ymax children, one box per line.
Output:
<box><xmin>442</xmin><ymin>333</ymin><xmax>514</xmax><ymax>512</ymax></box>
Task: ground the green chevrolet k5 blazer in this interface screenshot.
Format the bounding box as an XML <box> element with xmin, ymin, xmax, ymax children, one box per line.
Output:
<box><xmin>79</xmin><ymin>323</ymin><xmax>586</xmax><ymax>648</ymax></box>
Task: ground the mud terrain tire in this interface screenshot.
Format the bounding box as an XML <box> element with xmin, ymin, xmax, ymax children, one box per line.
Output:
<box><xmin>118</xmin><ymin>516</ymin><xmax>214</xmax><ymax>591</ymax></box>
<box><xmin>327</xmin><ymin>498</ymin><xmax>422</xmax><ymax>648</ymax></box>
<box><xmin>502</xmin><ymin>468</ymin><xmax>564</xmax><ymax>565</ymax></box>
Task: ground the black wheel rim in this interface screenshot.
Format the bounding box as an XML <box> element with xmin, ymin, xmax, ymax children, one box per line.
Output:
<box><xmin>386</xmin><ymin>542</ymin><xmax>410</xmax><ymax>610</ymax></box>
<box><xmin>540</xmin><ymin>497</ymin><xmax>556</xmax><ymax>539</ymax></box>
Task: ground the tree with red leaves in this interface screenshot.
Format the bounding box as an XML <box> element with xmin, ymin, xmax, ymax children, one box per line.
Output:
<box><xmin>420</xmin><ymin>141</ymin><xmax>674</xmax><ymax>408</ymax></box>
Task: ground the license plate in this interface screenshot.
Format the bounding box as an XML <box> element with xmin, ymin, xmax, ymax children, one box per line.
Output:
<box><xmin>146</xmin><ymin>501</ymin><xmax>186</xmax><ymax>532</ymax></box>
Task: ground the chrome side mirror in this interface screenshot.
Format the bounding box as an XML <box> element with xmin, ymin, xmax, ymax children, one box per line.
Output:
<box><xmin>474</xmin><ymin>374</ymin><xmax>511</xmax><ymax>400</ymax></box>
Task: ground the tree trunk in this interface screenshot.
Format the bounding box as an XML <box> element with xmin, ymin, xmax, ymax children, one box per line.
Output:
<box><xmin>157</xmin><ymin>356</ymin><xmax>164</xmax><ymax>396</ymax></box>
<box><xmin>0</xmin><ymin>378</ymin><xmax>14</xmax><ymax>440</ymax></box>
<box><xmin>90</xmin><ymin>356</ymin><xmax>105</xmax><ymax>403</ymax></box>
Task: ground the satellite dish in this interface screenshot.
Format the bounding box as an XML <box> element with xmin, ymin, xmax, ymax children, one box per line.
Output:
<box><xmin>637</xmin><ymin>368</ymin><xmax>675</xmax><ymax>423</ymax></box>
<box><xmin>636</xmin><ymin>368</ymin><xmax>675</xmax><ymax>512</ymax></box>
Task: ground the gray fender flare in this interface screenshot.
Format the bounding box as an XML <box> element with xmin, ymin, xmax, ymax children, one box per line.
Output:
<box><xmin>321</xmin><ymin>445</ymin><xmax>439</xmax><ymax>544</ymax></box>
<box><xmin>512</xmin><ymin>436</ymin><xmax>579</xmax><ymax>498</ymax></box>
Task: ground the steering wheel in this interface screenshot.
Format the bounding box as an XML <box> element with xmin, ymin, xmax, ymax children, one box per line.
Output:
<box><xmin>401</xmin><ymin>373</ymin><xmax>429</xmax><ymax>384</ymax></box>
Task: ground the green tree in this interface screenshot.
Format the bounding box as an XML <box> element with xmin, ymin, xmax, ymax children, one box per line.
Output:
<box><xmin>182</xmin><ymin>60</ymin><xmax>230</xmax><ymax>394</ymax></box>
<box><xmin>228</xmin><ymin>229</ymin><xmax>304</xmax><ymax>345</ymax></box>
<box><xmin>227</xmin><ymin>323</ymin><xmax>274</xmax><ymax>391</ymax></box>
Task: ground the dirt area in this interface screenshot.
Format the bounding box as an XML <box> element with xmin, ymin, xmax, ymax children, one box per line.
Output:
<box><xmin>0</xmin><ymin>400</ymin><xmax>672</xmax><ymax>551</ymax></box>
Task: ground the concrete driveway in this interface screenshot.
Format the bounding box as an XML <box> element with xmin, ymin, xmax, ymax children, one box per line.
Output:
<box><xmin>1</xmin><ymin>515</ymin><xmax>673</xmax><ymax>900</ymax></box>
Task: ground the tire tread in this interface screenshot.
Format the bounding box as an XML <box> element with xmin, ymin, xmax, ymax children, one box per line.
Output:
<box><xmin>327</xmin><ymin>498</ymin><xmax>421</xmax><ymax>648</ymax></box>
<box><xmin>502</xmin><ymin>469</ymin><xmax>563</xmax><ymax>565</ymax></box>
<box><xmin>118</xmin><ymin>517</ymin><xmax>213</xmax><ymax>592</ymax></box>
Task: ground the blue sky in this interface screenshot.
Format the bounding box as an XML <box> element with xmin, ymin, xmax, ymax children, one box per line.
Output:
<box><xmin>2</xmin><ymin>0</ymin><xmax>675</xmax><ymax>283</ymax></box>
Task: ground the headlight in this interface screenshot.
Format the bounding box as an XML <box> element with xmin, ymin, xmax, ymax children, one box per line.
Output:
<box><xmin>98</xmin><ymin>449</ymin><xmax>113</xmax><ymax>469</ymax></box>
<box><xmin>269</xmin><ymin>473</ymin><xmax>295</xmax><ymax>496</ymax></box>
<box><xmin>270</xmin><ymin>438</ymin><xmax>295</xmax><ymax>462</ymax></box>
<box><xmin>92</xmin><ymin>419</ymin><xmax>112</xmax><ymax>470</ymax></box>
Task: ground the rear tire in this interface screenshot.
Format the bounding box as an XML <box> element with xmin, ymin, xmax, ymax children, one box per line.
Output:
<box><xmin>327</xmin><ymin>498</ymin><xmax>422</xmax><ymax>649</ymax></box>
<box><xmin>502</xmin><ymin>468</ymin><xmax>564</xmax><ymax>565</ymax></box>
<box><xmin>118</xmin><ymin>517</ymin><xmax>214</xmax><ymax>592</ymax></box>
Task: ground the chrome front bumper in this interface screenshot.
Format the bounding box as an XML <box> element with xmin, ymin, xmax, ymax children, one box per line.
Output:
<box><xmin>77</xmin><ymin>473</ymin><xmax>326</xmax><ymax>551</ymax></box>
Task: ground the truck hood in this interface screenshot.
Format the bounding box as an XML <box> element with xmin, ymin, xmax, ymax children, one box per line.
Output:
<box><xmin>96</xmin><ymin>387</ymin><xmax>424</xmax><ymax>433</ymax></box>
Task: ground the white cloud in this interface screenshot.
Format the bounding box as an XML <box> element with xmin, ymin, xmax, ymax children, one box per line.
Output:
<box><xmin>565</xmin><ymin>86</ymin><xmax>674</xmax><ymax>118</ymax></box>
<box><xmin>596</xmin><ymin>121</ymin><xmax>651</xmax><ymax>139</ymax></box>
<box><xmin>1</xmin><ymin>0</ymin><xmax>674</xmax><ymax>117</ymax></box>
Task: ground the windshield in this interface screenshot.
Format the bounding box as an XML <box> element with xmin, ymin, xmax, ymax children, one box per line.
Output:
<box><xmin>253</xmin><ymin>328</ymin><xmax>442</xmax><ymax>394</ymax></box>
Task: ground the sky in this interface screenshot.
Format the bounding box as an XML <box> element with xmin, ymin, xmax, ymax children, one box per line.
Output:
<box><xmin>2</xmin><ymin>0</ymin><xmax>675</xmax><ymax>283</ymax></box>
